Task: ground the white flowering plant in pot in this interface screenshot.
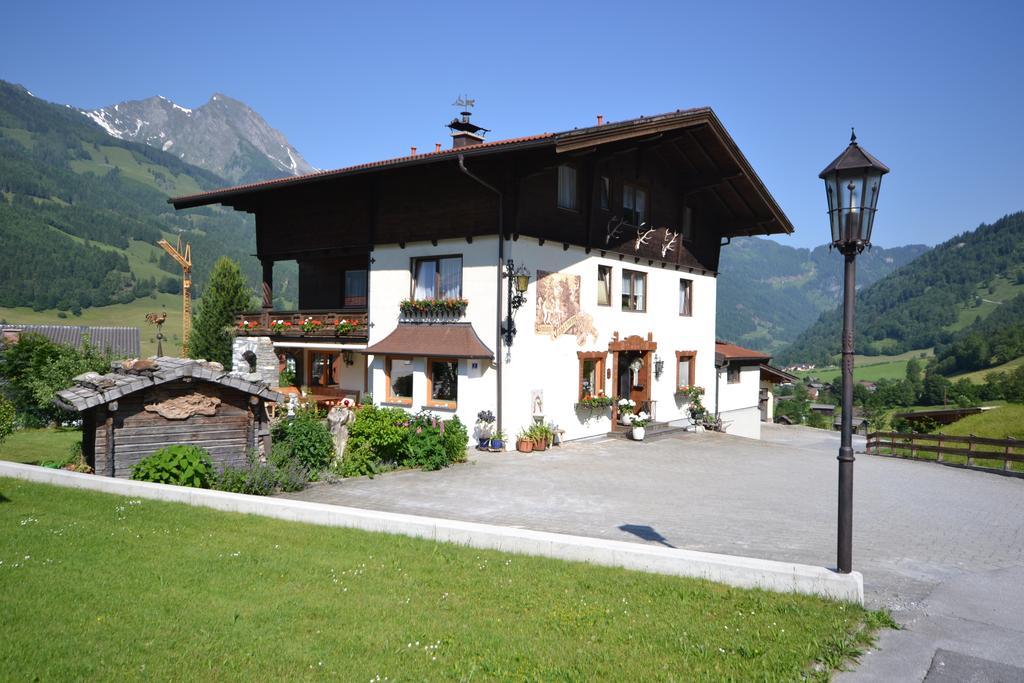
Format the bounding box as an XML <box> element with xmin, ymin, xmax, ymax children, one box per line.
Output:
<box><xmin>617</xmin><ymin>398</ymin><xmax>636</xmax><ymax>425</ymax></box>
<box><xmin>630</xmin><ymin>411</ymin><xmax>651</xmax><ymax>440</ymax></box>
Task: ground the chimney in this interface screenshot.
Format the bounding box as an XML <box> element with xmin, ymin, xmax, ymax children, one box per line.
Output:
<box><xmin>447</xmin><ymin>97</ymin><xmax>490</xmax><ymax>148</ymax></box>
<box><xmin>597</xmin><ymin>114</ymin><xmax>603</xmax><ymax>126</ymax></box>
<box><xmin>435</xmin><ymin>143</ymin><xmax>442</xmax><ymax>153</ymax></box>
<box><xmin>410</xmin><ymin>146</ymin><xmax>417</xmax><ymax>156</ymax></box>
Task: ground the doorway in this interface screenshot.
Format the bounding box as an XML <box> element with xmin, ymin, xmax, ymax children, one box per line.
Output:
<box><xmin>616</xmin><ymin>350</ymin><xmax>649</xmax><ymax>406</ymax></box>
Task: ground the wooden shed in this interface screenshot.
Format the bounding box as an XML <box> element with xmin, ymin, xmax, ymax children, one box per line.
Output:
<box><xmin>55</xmin><ymin>357</ymin><xmax>282</xmax><ymax>478</ymax></box>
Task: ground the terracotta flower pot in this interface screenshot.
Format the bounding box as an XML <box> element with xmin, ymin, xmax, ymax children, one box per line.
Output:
<box><xmin>532</xmin><ymin>438</ymin><xmax>547</xmax><ymax>452</ymax></box>
<box><xmin>516</xmin><ymin>438</ymin><xmax>534</xmax><ymax>453</ymax></box>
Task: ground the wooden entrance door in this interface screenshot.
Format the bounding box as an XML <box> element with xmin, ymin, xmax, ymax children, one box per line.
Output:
<box><xmin>616</xmin><ymin>350</ymin><xmax>650</xmax><ymax>406</ymax></box>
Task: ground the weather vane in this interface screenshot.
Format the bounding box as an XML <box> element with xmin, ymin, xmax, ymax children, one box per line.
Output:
<box><xmin>452</xmin><ymin>95</ymin><xmax>476</xmax><ymax>111</ymax></box>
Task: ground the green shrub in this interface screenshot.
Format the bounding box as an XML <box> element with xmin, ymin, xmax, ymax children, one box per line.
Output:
<box><xmin>274</xmin><ymin>461</ymin><xmax>308</xmax><ymax>492</ymax></box>
<box><xmin>270</xmin><ymin>404</ymin><xmax>334</xmax><ymax>477</ymax></box>
<box><xmin>340</xmin><ymin>407</ymin><xmax>469</xmax><ymax>477</ymax></box>
<box><xmin>405</xmin><ymin>428</ymin><xmax>448</xmax><ymax>471</ymax></box>
<box><xmin>215</xmin><ymin>463</ymin><xmax>279</xmax><ymax>496</ymax></box>
<box><xmin>0</xmin><ymin>396</ymin><xmax>15</xmax><ymax>444</ymax></box>
<box><xmin>439</xmin><ymin>415</ymin><xmax>468</xmax><ymax>465</ymax></box>
<box><xmin>345</xmin><ymin>405</ymin><xmax>410</xmax><ymax>463</ymax></box>
<box><xmin>131</xmin><ymin>445</ymin><xmax>214</xmax><ymax>488</ymax></box>
<box><xmin>339</xmin><ymin>440</ymin><xmax>379</xmax><ymax>478</ymax></box>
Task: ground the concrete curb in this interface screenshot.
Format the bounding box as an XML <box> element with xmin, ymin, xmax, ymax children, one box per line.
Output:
<box><xmin>0</xmin><ymin>461</ymin><xmax>863</xmax><ymax>604</ymax></box>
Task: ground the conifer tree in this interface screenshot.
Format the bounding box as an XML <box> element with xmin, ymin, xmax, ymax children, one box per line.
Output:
<box><xmin>188</xmin><ymin>257</ymin><xmax>252</xmax><ymax>368</ymax></box>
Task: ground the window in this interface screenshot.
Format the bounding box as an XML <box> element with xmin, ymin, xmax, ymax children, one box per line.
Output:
<box><xmin>413</xmin><ymin>256</ymin><xmax>462</xmax><ymax>299</ymax></box>
<box><xmin>727</xmin><ymin>363</ymin><xmax>741</xmax><ymax>384</ymax></box>
<box><xmin>426</xmin><ymin>358</ymin><xmax>458</xmax><ymax>409</ymax></box>
<box><xmin>558</xmin><ymin>165</ymin><xmax>578</xmax><ymax>210</ymax></box>
<box><xmin>343</xmin><ymin>269</ymin><xmax>367</xmax><ymax>307</ymax></box>
<box><xmin>597</xmin><ymin>265</ymin><xmax>612</xmax><ymax>306</ymax></box>
<box><xmin>623</xmin><ymin>184</ymin><xmax>647</xmax><ymax>226</ymax></box>
<box><xmin>599</xmin><ymin>176</ymin><xmax>610</xmax><ymax>210</ymax></box>
<box><xmin>386</xmin><ymin>357</ymin><xmax>414</xmax><ymax>405</ymax></box>
<box><xmin>675</xmin><ymin>351</ymin><xmax>696</xmax><ymax>391</ymax></box>
<box><xmin>679</xmin><ymin>278</ymin><xmax>693</xmax><ymax>317</ymax></box>
<box><xmin>621</xmin><ymin>269</ymin><xmax>646</xmax><ymax>312</ymax></box>
<box><xmin>578</xmin><ymin>352</ymin><xmax>607</xmax><ymax>400</ymax></box>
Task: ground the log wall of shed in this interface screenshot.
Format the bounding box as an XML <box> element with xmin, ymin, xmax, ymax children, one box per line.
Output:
<box><xmin>96</xmin><ymin>380</ymin><xmax>256</xmax><ymax>478</ymax></box>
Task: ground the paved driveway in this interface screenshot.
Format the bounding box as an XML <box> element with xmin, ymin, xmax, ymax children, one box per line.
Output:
<box><xmin>284</xmin><ymin>424</ymin><xmax>1024</xmax><ymax>681</ymax></box>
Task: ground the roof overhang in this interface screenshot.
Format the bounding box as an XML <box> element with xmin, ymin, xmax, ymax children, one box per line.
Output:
<box><xmin>760</xmin><ymin>364</ymin><xmax>798</xmax><ymax>384</ymax></box>
<box><xmin>363</xmin><ymin>323</ymin><xmax>494</xmax><ymax>360</ymax></box>
<box><xmin>168</xmin><ymin>108</ymin><xmax>794</xmax><ymax>238</ymax></box>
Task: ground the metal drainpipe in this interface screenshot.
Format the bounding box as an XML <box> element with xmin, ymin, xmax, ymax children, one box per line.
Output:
<box><xmin>457</xmin><ymin>155</ymin><xmax>504</xmax><ymax>434</ymax></box>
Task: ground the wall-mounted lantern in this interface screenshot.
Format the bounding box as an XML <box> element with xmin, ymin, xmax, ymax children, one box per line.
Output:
<box><xmin>502</xmin><ymin>259</ymin><xmax>531</xmax><ymax>353</ymax></box>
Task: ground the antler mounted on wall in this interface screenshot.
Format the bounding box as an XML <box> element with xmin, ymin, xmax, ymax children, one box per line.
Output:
<box><xmin>661</xmin><ymin>229</ymin><xmax>678</xmax><ymax>258</ymax></box>
<box><xmin>634</xmin><ymin>224</ymin><xmax>656</xmax><ymax>252</ymax></box>
<box><xmin>606</xmin><ymin>216</ymin><xmax>627</xmax><ymax>245</ymax></box>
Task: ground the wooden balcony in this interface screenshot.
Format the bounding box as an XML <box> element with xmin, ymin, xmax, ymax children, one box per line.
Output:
<box><xmin>235</xmin><ymin>309</ymin><xmax>369</xmax><ymax>341</ymax></box>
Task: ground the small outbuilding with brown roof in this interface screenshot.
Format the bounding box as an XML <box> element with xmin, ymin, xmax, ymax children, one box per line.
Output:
<box><xmin>56</xmin><ymin>357</ymin><xmax>282</xmax><ymax>478</ymax></box>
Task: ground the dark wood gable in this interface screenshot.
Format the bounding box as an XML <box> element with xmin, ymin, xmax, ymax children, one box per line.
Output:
<box><xmin>171</xmin><ymin>109</ymin><xmax>793</xmax><ymax>274</ymax></box>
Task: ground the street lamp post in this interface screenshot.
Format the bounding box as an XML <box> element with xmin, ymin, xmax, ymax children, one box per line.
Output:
<box><xmin>820</xmin><ymin>129</ymin><xmax>889</xmax><ymax>574</ymax></box>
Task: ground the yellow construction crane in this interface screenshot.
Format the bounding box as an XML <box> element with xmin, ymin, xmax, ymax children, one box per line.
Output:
<box><xmin>157</xmin><ymin>236</ymin><xmax>193</xmax><ymax>356</ymax></box>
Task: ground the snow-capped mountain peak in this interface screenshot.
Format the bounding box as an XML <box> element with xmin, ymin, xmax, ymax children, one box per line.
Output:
<box><xmin>82</xmin><ymin>93</ymin><xmax>315</xmax><ymax>183</ymax></box>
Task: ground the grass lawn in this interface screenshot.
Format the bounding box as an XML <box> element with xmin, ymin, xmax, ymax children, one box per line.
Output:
<box><xmin>0</xmin><ymin>428</ymin><xmax>81</xmax><ymax>465</ymax></box>
<box><xmin>0</xmin><ymin>479</ymin><xmax>890</xmax><ymax>681</ymax></box>
<box><xmin>872</xmin><ymin>404</ymin><xmax>1024</xmax><ymax>472</ymax></box>
<box><xmin>938</xmin><ymin>404</ymin><xmax>1024</xmax><ymax>441</ymax></box>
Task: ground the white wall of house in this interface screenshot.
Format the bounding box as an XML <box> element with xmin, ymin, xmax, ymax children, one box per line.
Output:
<box><xmin>717</xmin><ymin>363</ymin><xmax>761</xmax><ymax>439</ymax></box>
<box><xmin>500</xmin><ymin>237</ymin><xmax>717</xmax><ymax>442</ymax></box>
<box><xmin>366</xmin><ymin>237</ymin><xmax>500</xmax><ymax>429</ymax></box>
<box><xmin>266</xmin><ymin>235</ymin><xmax>719</xmax><ymax>444</ymax></box>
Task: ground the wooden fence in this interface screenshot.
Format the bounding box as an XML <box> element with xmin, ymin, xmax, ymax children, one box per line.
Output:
<box><xmin>867</xmin><ymin>431</ymin><xmax>1023</xmax><ymax>474</ymax></box>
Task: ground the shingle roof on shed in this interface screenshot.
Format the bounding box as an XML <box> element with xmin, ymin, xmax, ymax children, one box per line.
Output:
<box><xmin>54</xmin><ymin>357</ymin><xmax>282</xmax><ymax>412</ymax></box>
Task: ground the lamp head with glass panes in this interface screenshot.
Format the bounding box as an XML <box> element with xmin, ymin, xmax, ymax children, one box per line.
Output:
<box><xmin>819</xmin><ymin>129</ymin><xmax>890</xmax><ymax>253</ymax></box>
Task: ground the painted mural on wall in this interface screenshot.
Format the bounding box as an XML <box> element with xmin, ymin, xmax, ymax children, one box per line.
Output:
<box><xmin>534</xmin><ymin>271</ymin><xmax>598</xmax><ymax>345</ymax></box>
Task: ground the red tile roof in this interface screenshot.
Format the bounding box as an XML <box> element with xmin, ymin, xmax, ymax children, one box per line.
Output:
<box><xmin>715</xmin><ymin>341</ymin><xmax>771</xmax><ymax>362</ymax></box>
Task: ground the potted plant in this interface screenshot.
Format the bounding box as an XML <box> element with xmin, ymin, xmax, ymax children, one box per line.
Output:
<box><xmin>529</xmin><ymin>424</ymin><xmax>548</xmax><ymax>452</ymax></box>
<box><xmin>678</xmin><ymin>385</ymin><xmax>706</xmax><ymax>422</ymax></box>
<box><xmin>617</xmin><ymin>398</ymin><xmax>636</xmax><ymax>425</ymax></box>
<box><xmin>631</xmin><ymin>411</ymin><xmax>651</xmax><ymax>440</ymax></box>
<box><xmin>516</xmin><ymin>427</ymin><xmax>535</xmax><ymax>453</ymax></box>
<box><xmin>476</xmin><ymin>410</ymin><xmax>496</xmax><ymax>449</ymax></box>
<box><xmin>334</xmin><ymin>319</ymin><xmax>359</xmax><ymax>336</ymax></box>
<box><xmin>237</xmin><ymin>319</ymin><xmax>258</xmax><ymax>334</ymax></box>
<box><xmin>489</xmin><ymin>429</ymin><xmax>506</xmax><ymax>452</ymax></box>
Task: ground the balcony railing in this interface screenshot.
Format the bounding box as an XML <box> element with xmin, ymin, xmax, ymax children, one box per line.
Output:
<box><xmin>235</xmin><ymin>309</ymin><xmax>369</xmax><ymax>341</ymax></box>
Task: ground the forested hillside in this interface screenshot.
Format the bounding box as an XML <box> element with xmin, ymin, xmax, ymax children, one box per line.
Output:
<box><xmin>777</xmin><ymin>211</ymin><xmax>1024</xmax><ymax>366</ymax></box>
<box><xmin>934</xmin><ymin>292</ymin><xmax>1024</xmax><ymax>375</ymax></box>
<box><xmin>717</xmin><ymin>238</ymin><xmax>928</xmax><ymax>353</ymax></box>
<box><xmin>0</xmin><ymin>81</ymin><xmax>295</xmax><ymax>313</ymax></box>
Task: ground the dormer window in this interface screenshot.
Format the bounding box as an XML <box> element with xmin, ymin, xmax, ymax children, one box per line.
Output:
<box><xmin>557</xmin><ymin>165</ymin><xmax>578</xmax><ymax>210</ymax></box>
<box><xmin>623</xmin><ymin>184</ymin><xmax>647</xmax><ymax>226</ymax></box>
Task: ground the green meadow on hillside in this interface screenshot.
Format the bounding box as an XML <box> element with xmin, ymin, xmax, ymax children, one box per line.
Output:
<box><xmin>0</xmin><ymin>293</ymin><xmax>184</xmax><ymax>357</ymax></box>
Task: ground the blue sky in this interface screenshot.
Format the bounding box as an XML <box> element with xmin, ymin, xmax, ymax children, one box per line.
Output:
<box><xmin>3</xmin><ymin>0</ymin><xmax>1022</xmax><ymax>249</ymax></box>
